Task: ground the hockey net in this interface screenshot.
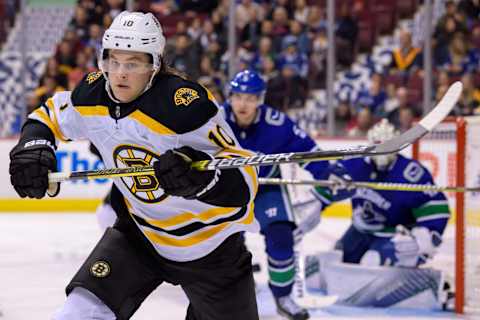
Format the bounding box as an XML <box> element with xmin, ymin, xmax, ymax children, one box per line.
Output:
<box><xmin>412</xmin><ymin>116</ymin><xmax>480</xmax><ymax>314</ymax></box>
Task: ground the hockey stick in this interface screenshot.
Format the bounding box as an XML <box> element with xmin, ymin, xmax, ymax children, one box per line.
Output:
<box><xmin>48</xmin><ymin>81</ymin><xmax>463</xmax><ymax>183</ymax></box>
<box><xmin>259</xmin><ymin>178</ymin><xmax>480</xmax><ymax>193</ymax></box>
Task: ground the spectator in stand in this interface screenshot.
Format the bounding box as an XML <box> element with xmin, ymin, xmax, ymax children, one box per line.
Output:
<box><xmin>293</xmin><ymin>0</ymin><xmax>310</xmax><ymax>25</ymax></box>
<box><xmin>271</xmin><ymin>7</ymin><xmax>290</xmax><ymax>50</ymax></box>
<box><xmin>389</xmin><ymin>29</ymin><xmax>422</xmax><ymax>76</ymax></box>
<box><xmin>67</xmin><ymin>50</ymin><xmax>96</xmax><ymax>90</ymax></box>
<box><xmin>102</xmin><ymin>13</ymin><xmax>113</xmax><ymax>28</ymax></box>
<box><xmin>436</xmin><ymin>32</ymin><xmax>478</xmax><ymax>76</ymax></box>
<box><xmin>383</xmin><ymin>83</ymin><xmax>399</xmax><ymax>115</ymax></box>
<box><xmin>306</xmin><ymin>6</ymin><xmax>325</xmax><ymax>33</ymax></box>
<box><xmin>387</xmin><ymin>87</ymin><xmax>420</xmax><ymax>129</ymax></box>
<box><xmin>70</xmin><ymin>6</ymin><xmax>90</xmax><ymax>43</ymax></box>
<box><xmin>458</xmin><ymin>0</ymin><xmax>480</xmax><ymax>25</ymax></box>
<box><xmin>265</xmin><ymin>63</ymin><xmax>309</xmax><ymax>111</ymax></box>
<box><xmin>453</xmin><ymin>73</ymin><xmax>480</xmax><ymax>115</ymax></box>
<box><xmin>336</xmin><ymin>2</ymin><xmax>358</xmax><ymax>68</ymax></box>
<box><xmin>235</xmin><ymin>0</ymin><xmax>259</xmax><ymax>30</ymax></box>
<box><xmin>260</xmin><ymin>56</ymin><xmax>279</xmax><ymax>82</ymax></box>
<box><xmin>198</xmin><ymin>55</ymin><xmax>225</xmax><ymax>89</ymax></box>
<box><xmin>177</xmin><ymin>0</ymin><xmax>219</xmax><ymax>14</ymax></box>
<box><xmin>308</xmin><ymin>27</ymin><xmax>327</xmax><ymax>89</ymax></box>
<box><xmin>105</xmin><ymin>0</ymin><xmax>125</xmax><ymax>18</ymax></box>
<box><xmin>347</xmin><ymin>107</ymin><xmax>374</xmax><ymax>137</ymax></box>
<box><xmin>85</xmin><ymin>24</ymin><xmax>103</xmax><ymax>57</ymax></box>
<box><xmin>187</xmin><ymin>17</ymin><xmax>203</xmax><ymax>42</ymax></box>
<box><xmin>55</xmin><ymin>40</ymin><xmax>76</xmax><ymax>74</ymax></box>
<box><xmin>250</xmin><ymin>36</ymin><xmax>275</xmax><ymax>72</ymax></box>
<box><xmin>335</xmin><ymin>100</ymin><xmax>354</xmax><ymax>136</ymax></box>
<box><xmin>63</xmin><ymin>28</ymin><xmax>84</xmax><ymax>56</ymax></box>
<box><xmin>354</xmin><ymin>73</ymin><xmax>387</xmax><ymax>117</ymax></box>
<box><xmin>277</xmin><ymin>36</ymin><xmax>309</xmax><ymax>78</ymax></box>
<box><xmin>199</xmin><ymin>19</ymin><xmax>219</xmax><ymax>52</ymax></box>
<box><xmin>150</xmin><ymin>0</ymin><xmax>178</xmax><ymax>16</ymax></box>
<box><xmin>78</xmin><ymin>0</ymin><xmax>104</xmax><ymax>25</ymax></box>
<box><xmin>436</xmin><ymin>70</ymin><xmax>451</xmax><ymax>89</ymax></box>
<box><xmin>42</xmin><ymin>58</ymin><xmax>68</xmax><ymax>89</ymax></box>
<box><xmin>397</xmin><ymin>107</ymin><xmax>416</xmax><ymax>133</ymax></box>
<box><xmin>204</xmin><ymin>39</ymin><xmax>223</xmax><ymax>71</ymax></box>
<box><xmin>260</xmin><ymin>20</ymin><xmax>282</xmax><ymax>53</ymax></box>
<box><xmin>289</xmin><ymin>20</ymin><xmax>311</xmax><ymax>55</ymax></box>
<box><xmin>165</xmin><ymin>34</ymin><xmax>200</xmax><ymax>79</ymax></box>
<box><xmin>34</xmin><ymin>76</ymin><xmax>65</xmax><ymax>105</ymax></box>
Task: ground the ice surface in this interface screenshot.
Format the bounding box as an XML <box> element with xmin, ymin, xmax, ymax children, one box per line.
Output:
<box><xmin>0</xmin><ymin>213</ymin><xmax>473</xmax><ymax>319</ymax></box>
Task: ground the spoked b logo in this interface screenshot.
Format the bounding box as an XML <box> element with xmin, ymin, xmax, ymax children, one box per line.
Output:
<box><xmin>113</xmin><ymin>145</ymin><xmax>167</xmax><ymax>203</ymax></box>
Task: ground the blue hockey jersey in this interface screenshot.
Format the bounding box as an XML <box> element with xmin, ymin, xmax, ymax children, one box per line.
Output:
<box><xmin>222</xmin><ymin>103</ymin><xmax>331</xmax><ymax>182</ymax></box>
<box><xmin>341</xmin><ymin>155</ymin><xmax>450</xmax><ymax>236</ymax></box>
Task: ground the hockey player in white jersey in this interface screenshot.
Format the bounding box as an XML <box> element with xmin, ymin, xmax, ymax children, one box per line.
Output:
<box><xmin>9</xmin><ymin>11</ymin><xmax>260</xmax><ymax>320</ymax></box>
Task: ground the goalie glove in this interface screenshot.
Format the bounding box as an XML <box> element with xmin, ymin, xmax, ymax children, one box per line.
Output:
<box><xmin>391</xmin><ymin>226</ymin><xmax>442</xmax><ymax>267</ymax></box>
<box><xmin>9</xmin><ymin>138</ymin><xmax>59</xmax><ymax>199</ymax></box>
<box><xmin>313</xmin><ymin>162</ymin><xmax>355</xmax><ymax>203</ymax></box>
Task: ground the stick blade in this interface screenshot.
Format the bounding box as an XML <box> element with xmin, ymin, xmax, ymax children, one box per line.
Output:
<box><xmin>372</xmin><ymin>81</ymin><xmax>463</xmax><ymax>154</ymax></box>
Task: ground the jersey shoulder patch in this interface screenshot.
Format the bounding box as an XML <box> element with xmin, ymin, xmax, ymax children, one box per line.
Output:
<box><xmin>85</xmin><ymin>71</ymin><xmax>103</xmax><ymax>85</ymax></box>
<box><xmin>71</xmin><ymin>72</ymin><xmax>107</xmax><ymax>107</ymax></box>
<box><xmin>141</xmin><ymin>74</ymin><xmax>218</xmax><ymax>134</ymax></box>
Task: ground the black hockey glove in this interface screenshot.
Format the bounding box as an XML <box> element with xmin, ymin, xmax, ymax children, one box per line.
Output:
<box><xmin>9</xmin><ymin>139</ymin><xmax>59</xmax><ymax>199</ymax></box>
<box><xmin>154</xmin><ymin>146</ymin><xmax>220</xmax><ymax>199</ymax></box>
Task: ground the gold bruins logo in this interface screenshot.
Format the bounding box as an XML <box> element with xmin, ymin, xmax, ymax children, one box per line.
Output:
<box><xmin>113</xmin><ymin>145</ymin><xmax>168</xmax><ymax>203</ymax></box>
<box><xmin>174</xmin><ymin>87</ymin><xmax>199</xmax><ymax>106</ymax></box>
<box><xmin>85</xmin><ymin>71</ymin><xmax>102</xmax><ymax>84</ymax></box>
<box><xmin>90</xmin><ymin>260</ymin><xmax>110</xmax><ymax>278</ymax></box>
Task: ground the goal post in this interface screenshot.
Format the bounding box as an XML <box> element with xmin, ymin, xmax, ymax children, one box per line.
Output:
<box><xmin>413</xmin><ymin>116</ymin><xmax>480</xmax><ymax>315</ymax></box>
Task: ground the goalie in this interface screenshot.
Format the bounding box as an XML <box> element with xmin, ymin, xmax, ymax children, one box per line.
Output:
<box><xmin>305</xmin><ymin>120</ymin><xmax>452</xmax><ymax>309</ymax></box>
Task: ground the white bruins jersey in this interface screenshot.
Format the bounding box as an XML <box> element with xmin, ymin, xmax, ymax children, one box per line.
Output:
<box><xmin>29</xmin><ymin>71</ymin><xmax>259</xmax><ymax>262</ymax></box>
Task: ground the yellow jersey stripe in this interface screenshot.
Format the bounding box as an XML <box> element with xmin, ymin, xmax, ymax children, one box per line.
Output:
<box><xmin>32</xmin><ymin>109</ymin><xmax>68</xmax><ymax>142</ymax></box>
<box><xmin>144</xmin><ymin>222</ymin><xmax>230</xmax><ymax>247</ymax></box>
<box><xmin>129</xmin><ymin>110</ymin><xmax>176</xmax><ymax>135</ymax></box>
<box><xmin>45</xmin><ymin>98</ymin><xmax>68</xmax><ymax>141</ymax></box>
<box><xmin>75</xmin><ymin>105</ymin><xmax>110</xmax><ymax>116</ymax></box>
<box><xmin>143</xmin><ymin>204</ymin><xmax>254</xmax><ymax>247</ymax></box>
<box><xmin>145</xmin><ymin>206</ymin><xmax>238</xmax><ymax>229</ymax></box>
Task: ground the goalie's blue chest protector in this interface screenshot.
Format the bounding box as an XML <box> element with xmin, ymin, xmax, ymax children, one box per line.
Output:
<box><xmin>341</xmin><ymin>155</ymin><xmax>450</xmax><ymax>236</ymax></box>
<box><xmin>223</xmin><ymin>103</ymin><xmax>330</xmax><ymax>229</ymax></box>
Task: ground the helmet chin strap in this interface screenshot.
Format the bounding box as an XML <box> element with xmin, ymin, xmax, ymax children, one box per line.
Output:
<box><xmin>102</xmin><ymin>67</ymin><xmax>159</xmax><ymax>104</ymax></box>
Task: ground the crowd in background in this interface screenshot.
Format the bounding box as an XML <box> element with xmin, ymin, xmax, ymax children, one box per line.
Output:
<box><xmin>2</xmin><ymin>0</ymin><xmax>479</xmax><ymax>137</ymax></box>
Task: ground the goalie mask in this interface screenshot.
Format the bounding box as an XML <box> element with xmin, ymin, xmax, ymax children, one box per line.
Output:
<box><xmin>99</xmin><ymin>11</ymin><xmax>166</xmax><ymax>102</ymax></box>
<box><xmin>367</xmin><ymin>120</ymin><xmax>399</xmax><ymax>171</ymax></box>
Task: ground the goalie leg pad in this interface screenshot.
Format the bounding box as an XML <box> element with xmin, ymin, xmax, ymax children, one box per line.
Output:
<box><xmin>66</xmin><ymin>227</ymin><xmax>161</xmax><ymax>320</ymax></box>
<box><xmin>264</xmin><ymin>222</ymin><xmax>296</xmax><ymax>297</ymax></box>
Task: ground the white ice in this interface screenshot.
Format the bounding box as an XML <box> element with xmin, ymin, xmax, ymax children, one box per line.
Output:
<box><xmin>0</xmin><ymin>213</ymin><xmax>475</xmax><ymax>320</ymax></box>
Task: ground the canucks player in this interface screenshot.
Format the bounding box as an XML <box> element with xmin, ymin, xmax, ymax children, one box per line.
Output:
<box><xmin>335</xmin><ymin>119</ymin><xmax>451</xmax><ymax>267</ymax></box>
<box><xmin>223</xmin><ymin>70</ymin><xmax>352</xmax><ymax>320</ymax></box>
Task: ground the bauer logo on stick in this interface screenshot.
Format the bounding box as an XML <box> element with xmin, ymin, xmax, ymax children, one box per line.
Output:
<box><xmin>90</xmin><ymin>260</ymin><xmax>111</xmax><ymax>278</ymax></box>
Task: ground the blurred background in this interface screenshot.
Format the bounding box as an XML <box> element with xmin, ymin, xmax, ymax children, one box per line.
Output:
<box><xmin>1</xmin><ymin>0</ymin><xmax>480</xmax><ymax>139</ymax></box>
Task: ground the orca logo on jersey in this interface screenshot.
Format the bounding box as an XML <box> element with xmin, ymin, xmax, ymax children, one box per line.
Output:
<box><xmin>174</xmin><ymin>87</ymin><xmax>199</xmax><ymax>106</ymax></box>
<box><xmin>113</xmin><ymin>145</ymin><xmax>168</xmax><ymax>203</ymax></box>
<box><xmin>90</xmin><ymin>260</ymin><xmax>110</xmax><ymax>278</ymax></box>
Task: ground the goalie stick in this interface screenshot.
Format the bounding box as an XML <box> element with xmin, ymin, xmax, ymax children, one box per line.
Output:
<box><xmin>259</xmin><ymin>178</ymin><xmax>480</xmax><ymax>193</ymax></box>
<box><xmin>48</xmin><ymin>81</ymin><xmax>463</xmax><ymax>183</ymax></box>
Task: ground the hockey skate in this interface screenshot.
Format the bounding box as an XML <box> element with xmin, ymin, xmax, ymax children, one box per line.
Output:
<box><xmin>275</xmin><ymin>296</ymin><xmax>310</xmax><ymax>320</ymax></box>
